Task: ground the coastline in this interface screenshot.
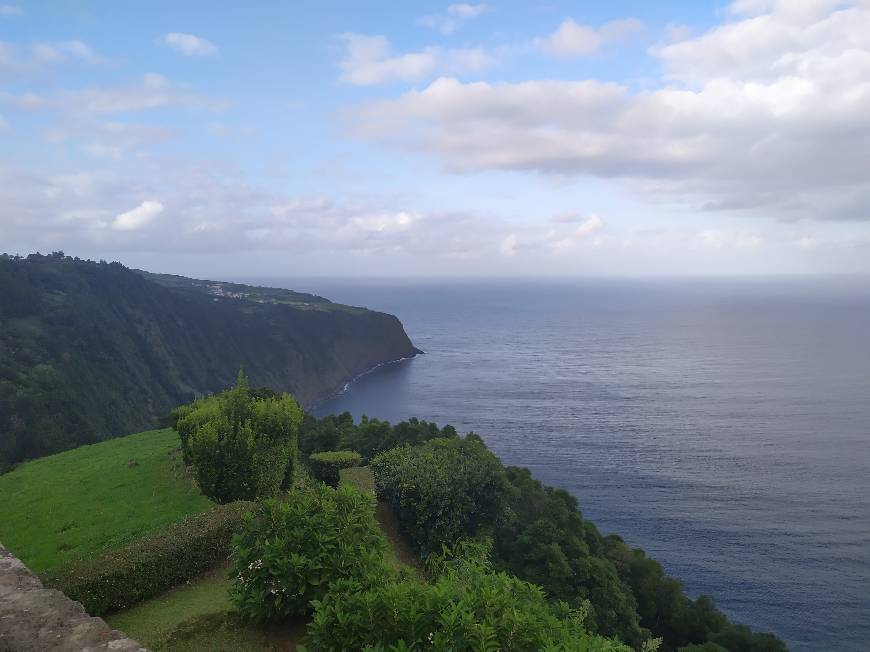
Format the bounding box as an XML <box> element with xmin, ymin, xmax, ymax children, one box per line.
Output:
<box><xmin>306</xmin><ymin>349</ymin><xmax>423</xmax><ymax>411</ymax></box>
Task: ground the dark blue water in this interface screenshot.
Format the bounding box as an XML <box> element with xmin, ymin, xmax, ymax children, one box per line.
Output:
<box><xmin>249</xmin><ymin>277</ymin><xmax>870</xmax><ymax>651</ymax></box>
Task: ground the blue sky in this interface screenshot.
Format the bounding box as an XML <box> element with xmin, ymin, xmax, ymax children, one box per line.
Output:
<box><xmin>2</xmin><ymin>0</ymin><xmax>869</xmax><ymax>277</ymax></box>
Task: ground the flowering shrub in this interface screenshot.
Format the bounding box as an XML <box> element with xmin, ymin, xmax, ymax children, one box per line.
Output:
<box><xmin>229</xmin><ymin>483</ymin><xmax>388</xmax><ymax>621</ymax></box>
<box><xmin>301</xmin><ymin>540</ymin><xmax>635</xmax><ymax>652</ymax></box>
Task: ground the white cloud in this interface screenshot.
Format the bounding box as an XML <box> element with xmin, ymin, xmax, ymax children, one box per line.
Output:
<box><xmin>0</xmin><ymin>40</ymin><xmax>102</xmax><ymax>74</ymax></box>
<box><xmin>535</xmin><ymin>18</ymin><xmax>643</xmax><ymax>57</ymax></box>
<box><xmin>419</xmin><ymin>3</ymin><xmax>489</xmax><ymax>34</ymax></box>
<box><xmin>545</xmin><ymin>213</ymin><xmax>605</xmax><ymax>251</ymax></box>
<box><xmin>699</xmin><ymin>229</ymin><xmax>763</xmax><ymax>249</ymax></box>
<box><xmin>351</xmin><ymin>1</ymin><xmax>870</xmax><ymax>222</ymax></box>
<box><xmin>112</xmin><ymin>200</ymin><xmax>165</xmax><ymax>231</ymax></box>
<box><xmin>575</xmin><ymin>213</ymin><xmax>604</xmax><ymax>237</ymax></box>
<box><xmin>0</xmin><ymin>91</ymin><xmax>46</xmax><ymax>109</ymax></box>
<box><xmin>0</xmin><ymin>4</ymin><xmax>21</xmax><ymax>16</ymax></box>
<box><xmin>160</xmin><ymin>32</ymin><xmax>218</xmax><ymax>57</ymax></box>
<box><xmin>797</xmin><ymin>235</ymin><xmax>818</xmax><ymax>250</ymax></box>
<box><xmin>62</xmin><ymin>73</ymin><xmax>223</xmax><ymax>114</ymax></box>
<box><xmin>499</xmin><ymin>233</ymin><xmax>518</xmax><ymax>256</ymax></box>
<box><xmin>31</xmin><ymin>40</ymin><xmax>102</xmax><ymax>65</ymax></box>
<box><xmin>338</xmin><ymin>33</ymin><xmax>494</xmax><ymax>85</ymax></box>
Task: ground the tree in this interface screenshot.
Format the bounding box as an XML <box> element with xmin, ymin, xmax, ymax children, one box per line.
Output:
<box><xmin>176</xmin><ymin>370</ymin><xmax>302</xmax><ymax>502</ymax></box>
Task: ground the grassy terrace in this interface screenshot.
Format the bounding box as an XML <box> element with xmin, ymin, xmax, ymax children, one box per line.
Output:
<box><xmin>0</xmin><ymin>428</ymin><xmax>211</xmax><ymax>572</ymax></box>
<box><xmin>102</xmin><ymin>465</ymin><xmax>418</xmax><ymax>650</ymax></box>
<box><xmin>0</xmin><ymin>427</ymin><xmax>423</xmax><ymax>650</ymax></box>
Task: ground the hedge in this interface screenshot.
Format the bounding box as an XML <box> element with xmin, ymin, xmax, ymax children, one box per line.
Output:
<box><xmin>44</xmin><ymin>500</ymin><xmax>258</xmax><ymax>616</ymax></box>
<box><xmin>309</xmin><ymin>450</ymin><xmax>362</xmax><ymax>487</ymax></box>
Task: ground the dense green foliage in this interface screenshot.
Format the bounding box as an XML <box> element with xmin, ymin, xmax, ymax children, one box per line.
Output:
<box><xmin>230</xmin><ymin>484</ymin><xmax>388</xmax><ymax>621</ymax></box>
<box><xmin>300</xmin><ymin>411</ymin><xmax>457</xmax><ymax>460</ymax></box>
<box><xmin>176</xmin><ymin>371</ymin><xmax>302</xmax><ymax>502</ymax></box>
<box><xmin>45</xmin><ymin>500</ymin><xmax>256</xmax><ymax>615</ymax></box>
<box><xmin>351</xmin><ymin>417</ymin><xmax>787</xmax><ymax>652</ymax></box>
<box><xmin>494</xmin><ymin>466</ymin><xmax>642</xmax><ymax>644</ymax></box>
<box><xmin>303</xmin><ymin>542</ymin><xmax>635</xmax><ymax>652</ymax></box>
<box><xmin>0</xmin><ymin>428</ymin><xmax>211</xmax><ymax>571</ymax></box>
<box><xmin>371</xmin><ymin>436</ymin><xmax>506</xmax><ymax>557</ymax></box>
<box><xmin>0</xmin><ymin>252</ymin><xmax>418</xmax><ymax>471</ymax></box>
<box><xmin>310</xmin><ymin>450</ymin><xmax>363</xmax><ymax>487</ymax></box>
<box><xmin>604</xmin><ymin>538</ymin><xmax>786</xmax><ymax>652</ymax></box>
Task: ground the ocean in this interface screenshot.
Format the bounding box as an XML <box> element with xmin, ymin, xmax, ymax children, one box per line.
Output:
<box><xmin>247</xmin><ymin>277</ymin><xmax>870</xmax><ymax>652</ymax></box>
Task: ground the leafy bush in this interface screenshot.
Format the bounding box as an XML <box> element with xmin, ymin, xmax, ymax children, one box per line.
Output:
<box><xmin>230</xmin><ymin>484</ymin><xmax>388</xmax><ymax>621</ymax></box>
<box><xmin>494</xmin><ymin>466</ymin><xmax>643</xmax><ymax>644</ymax></box>
<box><xmin>310</xmin><ymin>450</ymin><xmax>363</xmax><ymax>487</ymax></box>
<box><xmin>44</xmin><ymin>500</ymin><xmax>256</xmax><ymax>615</ymax></box>
<box><xmin>708</xmin><ymin>625</ymin><xmax>787</xmax><ymax>652</ymax></box>
<box><xmin>302</xmin><ymin>540</ymin><xmax>636</xmax><ymax>652</ymax></box>
<box><xmin>371</xmin><ymin>435</ymin><xmax>506</xmax><ymax>558</ymax></box>
<box><xmin>175</xmin><ymin>370</ymin><xmax>302</xmax><ymax>502</ymax></box>
<box><xmin>300</xmin><ymin>412</ymin><xmax>457</xmax><ymax>460</ymax></box>
<box><xmin>604</xmin><ymin>536</ymin><xmax>787</xmax><ymax>652</ymax></box>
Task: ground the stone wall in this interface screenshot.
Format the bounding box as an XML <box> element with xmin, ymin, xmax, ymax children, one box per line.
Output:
<box><xmin>0</xmin><ymin>544</ymin><xmax>146</xmax><ymax>652</ymax></box>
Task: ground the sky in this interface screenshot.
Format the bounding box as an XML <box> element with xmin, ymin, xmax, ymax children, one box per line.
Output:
<box><xmin>1</xmin><ymin>0</ymin><xmax>869</xmax><ymax>277</ymax></box>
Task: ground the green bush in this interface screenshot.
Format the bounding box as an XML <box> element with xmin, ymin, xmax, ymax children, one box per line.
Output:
<box><xmin>302</xmin><ymin>540</ymin><xmax>635</xmax><ymax>652</ymax></box>
<box><xmin>495</xmin><ymin>466</ymin><xmax>643</xmax><ymax>644</ymax></box>
<box><xmin>230</xmin><ymin>484</ymin><xmax>388</xmax><ymax>621</ymax></box>
<box><xmin>299</xmin><ymin>412</ymin><xmax>458</xmax><ymax>460</ymax></box>
<box><xmin>370</xmin><ymin>435</ymin><xmax>506</xmax><ymax>557</ymax></box>
<box><xmin>176</xmin><ymin>370</ymin><xmax>302</xmax><ymax>502</ymax></box>
<box><xmin>309</xmin><ymin>450</ymin><xmax>363</xmax><ymax>487</ymax></box>
<box><xmin>44</xmin><ymin>501</ymin><xmax>257</xmax><ymax>616</ymax></box>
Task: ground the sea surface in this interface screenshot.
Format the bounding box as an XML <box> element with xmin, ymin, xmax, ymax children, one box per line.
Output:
<box><xmin>246</xmin><ymin>277</ymin><xmax>870</xmax><ymax>652</ymax></box>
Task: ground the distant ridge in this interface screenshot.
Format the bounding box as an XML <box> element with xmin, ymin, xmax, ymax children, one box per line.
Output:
<box><xmin>0</xmin><ymin>252</ymin><xmax>419</xmax><ymax>471</ymax></box>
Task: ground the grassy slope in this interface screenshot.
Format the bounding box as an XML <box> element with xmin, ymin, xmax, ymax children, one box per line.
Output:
<box><xmin>107</xmin><ymin>567</ymin><xmax>306</xmax><ymax>652</ymax></box>
<box><xmin>105</xmin><ymin>467</ymin><xmax>420</xmax><ymax>651</ymax></box>
<box><xmin>0</xmin><ymin>428</ymin><xmax>211</xmax><ymax>572</ymax></box>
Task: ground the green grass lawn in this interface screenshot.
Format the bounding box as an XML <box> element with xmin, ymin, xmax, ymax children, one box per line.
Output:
<box><xmin>0</xmin><ymin>428</ymin><xmax>212</xmax><ymax>572</ymax></box>
<box><xmin>106</xmin><ymin>565</ymin><xmax>232</xmax><ymax>644</ymax></box>
<box><xmin>107</xmin><ymin>566</ymin><xmax>306</xmax><ymax>651</ymax></box>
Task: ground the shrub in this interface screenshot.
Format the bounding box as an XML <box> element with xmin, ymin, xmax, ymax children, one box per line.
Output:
<box><xmin>44</xmin><ymin>501</ymin><xmax>257</xmax><ymax>616</ymax></box>
<box><xmin>299</xmin><ymin>412</ymin><xmax>458</xmax><ymax>460</ymax></box>
<box><xmin>230</xmin><ymin>484</ymin><xmax>388</xmax><ymax>621</ymax></box>
<box><xmin>495</xmin><ymin>466</ymin><xmax>642</xmax><ymax>644</ymax></box>
<box><xmin>309</xmin><ymin>450</ymin><xmax>363</xmax><ymax>487</ymax></box>
<box><xmin>370</xmin><ymin>435</ymin><xmax>506</xmax><ymax>557</ymax></box>
<box><xmin>302</xmin><ymin>540</ymin><xmax>635</xmax><ymax>652</ymax></box>
<box><xmin>175</xmin><ymin>370</ymin><xmax>302</xmax><ymax>502</ymax></box>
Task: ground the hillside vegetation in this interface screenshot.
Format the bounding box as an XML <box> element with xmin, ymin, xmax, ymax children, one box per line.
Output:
<box><xmin>0</xmin><ymin>385</ymin><xmax>787</xmax><ymax>651</ymax></box>
<box><xmin>0</xmin><ymin>252</ymin><xmax>419</xmax><ymax>471</ymax></box>
<box><xmin>0</xmin><ymin>428</ymin><xmax>210</xmax><ymax>571</ymax></box>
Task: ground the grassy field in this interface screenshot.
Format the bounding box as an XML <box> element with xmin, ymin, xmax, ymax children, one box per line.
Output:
<box><xmin>0</xmin><ymin>428</ymin><xmax>212</xmax><ymax>571</ymax></box>
<box><xmin>107</xmin><ymin>566</ymin><xmax>306</xmax><ymax>651</ymax></box>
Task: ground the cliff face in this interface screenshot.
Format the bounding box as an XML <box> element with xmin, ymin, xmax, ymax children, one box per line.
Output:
<box><xmin>0</xmin><ymin>254</ymin><xmax>418</xmax><ymax>470</ymax></box>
